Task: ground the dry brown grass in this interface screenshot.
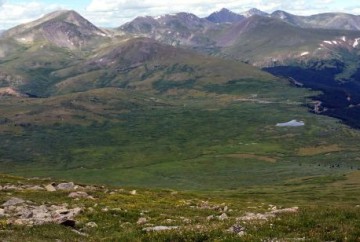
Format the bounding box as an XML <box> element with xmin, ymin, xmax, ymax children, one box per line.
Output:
<box><xmin>225</xmin><ymin>153</ymin><xmax>277</xmax><ymax>163</ymax></box>
<box><xmin>297</xmin><ymin>144</ymin><xmax>343</xmax><ymax>156</ymax></box>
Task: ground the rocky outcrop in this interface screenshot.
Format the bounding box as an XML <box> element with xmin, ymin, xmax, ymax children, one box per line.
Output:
<box><xmin>2</xmin><ymin>197</ymin><xmax>82</xmax><ymax>227</ymax></box>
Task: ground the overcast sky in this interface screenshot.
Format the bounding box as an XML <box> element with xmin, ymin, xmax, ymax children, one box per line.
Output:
<box><xmin>0</xmin><ymin>0</ymin><xmax>359</xmax><ymax>29</ymax></box>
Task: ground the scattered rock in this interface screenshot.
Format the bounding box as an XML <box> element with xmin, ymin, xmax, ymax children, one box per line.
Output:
<box><xmin>143</xmin><ymin>226</ymin><xmax>179</xmax><ymax>232</ymax></box>
<box><xmin>86</xmin><ymin>221</ymin><xmax>98</xmax><ymax>228</ymax></box>
<box><xmin>270</xmin><ymin>207</ymin><xmax>299</xmax><ymax>215</ymax></box>
<box><xmin>227</xmin><ymin>224</ymin><xmax>246</xmax><ymax>236</ymax></box>
<box><xmin>44</xmin><ymin>184</ymin><xmax>56</xmax><ymax>192</ymax></box>
<box><xmin>206</xmin><ymin>215</ymin><xmax>215</xmax><ymax>221</ymax></box>
<box><xmin>137</xmin><ymin>217</ymin><xmax>148</xmax><ymax>225</ymax></box>
<box><xmin>237</xmin><ymin>207</ymin><xmax>299</xmax><ymax>222</ymax></box>
<box><xmin>237</xmin><ymin>212</ymin><xmax>274</xmax><ymax>221</ymax></box>
<box><xmin>101</xmin><ymin>207</ymin><xmax>109</xmax><ymax>212</ymax></box>
<box><xmin>26</xmin><ymin>185</ymin><xmax>44</xmax><ymax>191</ymax></box>
<box><xmin>5</xmin><ymin>201</ymin><xmax>82</xmax><ymax>227</ymax></box>
<box><xmin>182</xmin><ymin>218</ymin><xmax>191</xmax><ymax>223</ymax></box>
<box><xmin>130</xmin><ymin>190</ymin><xmax>137</xmax><ymax>195</ymax></box>
<box><xmin>218</xmin><ymin>213</ymin><xmax>228</xmax><ymax>221</ymax></box>
<box><xmin>196</xmin><ymin>201</ymin><xmax>221</xmax><ymax>210</ymax></box>
<box><xmin>2</xmin><ymin>185</ymin><xmax>21</xmax><ymax>191</ymax></box>
<box><xmin>68</xmin><ymin>191</ymin><xmax>89</xmax><ymax>199</ymax></box>
<box><xmin>0</xmin><ymin>208</ymin><xmax>5</xmax><ymax>217</ymax></box>
<box><xmin>2</xmin><ymin>197</ymin><xmax>25</xmax><ymax>207</ymax></box>
<box><xmin>71</xmin><ymin>229</ymin><xmax>89</xmax><ymax>237</ymax></box>
<box><xmin>165</xmin><ymin>219</ymin><xmax>175</xmax><ymax>223</ymax></box>
<box><xmin>56</xmin><ymin>182</ymin><xmax>75</xmax><ymax>190</ymax></box>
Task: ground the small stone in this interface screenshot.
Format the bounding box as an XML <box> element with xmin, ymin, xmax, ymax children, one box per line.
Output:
<box><xmin>218</xmin><ymin>213</ymin><xmax>228</xmax><ymax>221</ymax></box>
<box><xmin>206</xmin><ymin>215</ymin><xmax>215</xmax><ymax>221</ymax></box>
<box><xmin>27</xmin><ymin>185</ymin><xmax>44</xmax><ymax>191</ymax></box>
<box><xmin>182</xmin><ymin>218</ymin><xmax>191</xmax><ymax>223</ymax></box>
<box><xmin>101</xmin><ymin>207</ymin><xmax>109</xmax><ymax>212</ymax></box>
<box><xmin>44</xmin><ymin>184</ymin><xmax>56</xmax><ymax>192</ymax></box>
<box><xmin>130</xmin><ymin>190</ymin><xmax>137</xmax><ymax>195</ymax></box>
<box><xmin>86</xmin><ymin>222</ymin><xmax>98</xmax><ymax>228</ymax></box>
<box><xmin>2</xmin><ymin>197</ymin><xmax>25</xmax><ymax>207</ymax></box>
<box><xmin>56</xmin><ymin>182</ymin><xmax>75</xmax><ymax>190</ymax></box>
<box><xmin>0</xmin><ymin>208</ymin><xmax>5</xmax><ymax>217</ymax></box>
<box><xmin>137</xmin><ymin>217</ymin><xmax>147</xmax><ymax>225</ymax></box>
<box><xmin>270</xmin><ymin>207</ymin><xmax>299</xmax><ymax>215</ymax></box>
<box><xmin>68</xmin><ymin>191</ymin><xmax>89</xmax><ymax>199</ymax></box>
<box><xmin>71</xmin><ymin>229</ymin><xmax>89</xmax><ymax>237</ymax></box>
<box><xmin>227</xmin><ymin>224</ymin><xmax>245</xmax><ymax>234</ymax></box>
<box><xmin>143</xmin><ymin>226</ymin><xmax>179</xmax><ymax>232</ymax></box>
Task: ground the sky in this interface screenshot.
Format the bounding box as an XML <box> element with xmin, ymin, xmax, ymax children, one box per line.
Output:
<box><xmin>0</xmin><ymin>0</ymin><xmax>360</xmax><ymax>29</ymax></box>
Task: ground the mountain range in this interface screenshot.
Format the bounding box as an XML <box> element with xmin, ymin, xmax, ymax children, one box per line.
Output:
<box><xmin>0</xmin><ymin>8</ymin><xmax>359</xmax><ymax>187</ymax></box>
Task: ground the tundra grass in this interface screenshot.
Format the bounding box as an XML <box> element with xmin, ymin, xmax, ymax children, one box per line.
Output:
<box><xmin>0</xmin><ymin>86</ymin><xmax>358</xmax><ymax>189</ymax></box>
<box><xmin>0</xmin><ymin>173</ymin><xmax>359</xmax><ymax>241</ymax></box>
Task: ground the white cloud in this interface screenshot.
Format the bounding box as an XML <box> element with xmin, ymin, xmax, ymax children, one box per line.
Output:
<box><xmin>84</xmin><ymin>0</ymin><xmax>359</xmax><ymax>27</ymax></box>
<box><xmin>0</xmin><ymin>0</ymin><xmax>358</xmax><ymax>30</ymax></box>
<box><xmin>0</xmin><ymin>1</ymin><xmax>64</xmax><ymax>29</ymax></box>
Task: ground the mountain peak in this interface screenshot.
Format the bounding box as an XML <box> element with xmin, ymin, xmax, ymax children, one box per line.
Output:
<box><xmin>3</xmin><ymin>9</ymin><xmax>107</xmax><ymax>49</ymax></box>
<box><xmin>206</xmin><ymin>8</ymin><xmax>245</xmax><ymax>23</ymax></box>
<box><xmin>242</xmin><ymin>8</ymin><xmax>269</xmax><ymax>18</ymax></box>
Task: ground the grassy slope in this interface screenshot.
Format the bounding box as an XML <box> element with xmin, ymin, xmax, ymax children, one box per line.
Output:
<box><xmin>0</xmin><ymin>75</ymin><xmax>359</xmax><ymax>190</ymax></box>
<box><xmin>0</xmin><ymin>173</ymin><xmax>359</xmax><ymax>241</ymax></box>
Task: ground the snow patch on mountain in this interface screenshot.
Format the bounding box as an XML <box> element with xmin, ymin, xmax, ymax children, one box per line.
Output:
<box><xmin>353</xmin><ymin>38</ymin><xmax>360</xmax><ymax>48</ymax></box>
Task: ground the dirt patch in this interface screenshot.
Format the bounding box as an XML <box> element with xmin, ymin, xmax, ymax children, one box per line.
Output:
<box><xmin>297</xmin><ymin>144</ymin><xmax>342</xmax><ymax>156</ymax></box>
<box><xmin>225</xmin><ymin>154</ymin><xmax>277</xmax><ymax>163</ymax></box>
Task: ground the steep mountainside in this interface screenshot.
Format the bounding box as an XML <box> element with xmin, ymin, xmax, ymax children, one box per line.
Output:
<box><xmin>3</xmin><ymin>10</ymin><xmax>109</xmax><ymax>49</ymax></box>
<box><xmin>50</xmin><ymin>37</ymin><xmax>274</xmax><ymax>95</ymax></box>
<box><xmin>271</xmin><ymin>10</ymin><xmax>360</xmax><ymax>31</ymax></box>
<box><xmin>216</xmin><ymin>15</ymin><xmax>360</xmax><ymax>66</ymax></box>
<box><xmin>119</xmin><ymin>12</ymin><xmax>219</xmax><ymax>47</ymax></box>
<box><xmin>120</xmin><ymin>13</ymin><xmax>360</xmax><ymax>67</ymax></box>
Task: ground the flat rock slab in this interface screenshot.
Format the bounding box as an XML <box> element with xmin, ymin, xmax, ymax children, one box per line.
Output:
<box><xmin>143</xmin><ymin>226</ymin><xmax>179</xmax><ymax>232</ymax></box>
<box><xmin>2</xmin><ymin>197</ymin><xmax>25</xmax><ymax>207</ymax></box>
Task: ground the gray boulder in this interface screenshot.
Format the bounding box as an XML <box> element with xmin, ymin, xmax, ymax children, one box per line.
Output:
<box><xmin>56</xmin><ymin>182</ymin><xmax>75</xmax><ymax>190</ymax></box>
<box><xmin>2</xmin><ymin>197</ymin><xmax>25</xmax><ymax>207</ymax></box>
